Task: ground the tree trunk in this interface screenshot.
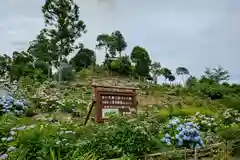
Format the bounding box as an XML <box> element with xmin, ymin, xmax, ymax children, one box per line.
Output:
<box><xmin>48</xmin><ymin>64</ymin><xmax>51</xmax><ymax>80</ymax></box>
<box><xmin>58</xmin><ymin>57</ymin><xmax>62</xmax><ymax>89</ymax></box>
<box><xmin>154</xmin><ymin>75</ymin><xmax>157</xmax><ymax>84</ymax></box>
<box><xmin>182</xmin><ymin>74</ymin><xmax>184</xmax><ymax>86</ymax></box>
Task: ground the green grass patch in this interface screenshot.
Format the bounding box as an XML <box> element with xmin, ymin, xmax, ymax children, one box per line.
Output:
<box><xmin>158</xmin><ymin>106</ymin><xmax>217</xmax><ymax>119</ymax></box>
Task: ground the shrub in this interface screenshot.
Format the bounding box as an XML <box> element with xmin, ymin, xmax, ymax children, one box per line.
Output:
<box><xmin>221</xmin><ymin>109</ymin><xmax>240</xmax><ymax>125</ymax></box>
<box><xmin>160</xmin><ymin>117</ymin><xmax>204</xmax><ymax>149</ymax></box>
<box><xmin>76</xmin><ymin>116</ymin><xmax>160</xmax><ymax>159</ymax></box>
<box><xmin>217</xmin><ymin>124</ymin><xmax>240</xmax><ymax>141</ymax></box>
<box><xmin>25</xmin><ymin>108</ymin><xmax>37</xmax><ymax>117</ymax></box>
<box><xmin>4</xmin><ymin>123</ymin><xmax>79</xmax><ymax>160</ymax></box>
<box><xmin>170</xmin><ymin>107</ymin><xmax>216</xmax><ymax>118</ymax></box>
<box><xmin>219</xmin><ymin>96</ymin><xmax>240</xmax><ymax>111</ymax></box>
<box><xmin>187</xmin><ymin>112</ymin><xmax>218</xmax><ymax>132</ymax></box>
<box><xmin>0</xmin><ymin>96</ymin><xmax>28</xmax><ymax>116</ymax></box>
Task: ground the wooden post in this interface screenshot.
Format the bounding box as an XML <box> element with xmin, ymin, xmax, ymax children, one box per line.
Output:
<box><xmin>82</xmin><ymin>92</ymin><xmax>84</xmax><ymax>100</ymax></box>
<box><xmin>194</xmin><ymin>147</ymin><xmax>198</xmax><ymax>160</ymax></box>
<box><xmin>184</xmin><ymin>148</ymin><xmax>187</xmax><ymax>160</ymax></box>
<box><xmin>225</xmin><ymin>140</ymin><xmax>228</xmax><ymax>160</ymax></box>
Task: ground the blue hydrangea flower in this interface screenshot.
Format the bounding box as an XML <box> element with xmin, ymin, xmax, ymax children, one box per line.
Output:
<box><xmin>165</xmin><ymin>133</ymin><xmax>171</xmax><ymax>138</ymax></box>
<box><xmin>0</xmin><ymin>154</ymin><xmax>8</xmax><ymax>159</ymax></box>
<box><xmin>161</xmin><ymin>118</ymin><xmax>204</xmax><ymax>148</ymax></box>
<box><xmin>6</xmin><ymin>137</ymin><xmax>14</xmax><ymax>142</ymax></box>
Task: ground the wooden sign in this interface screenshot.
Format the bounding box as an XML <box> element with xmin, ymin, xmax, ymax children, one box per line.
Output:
<box><xmin>92</xmin><ymin>85</ymin><xmax>137</xmax><ymax>122</ymax></box>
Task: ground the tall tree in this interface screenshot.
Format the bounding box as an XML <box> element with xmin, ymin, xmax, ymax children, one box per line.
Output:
<box><xmin>130</xmin><ymin>46</ymin><xmax>151</xmax><ymax>79</ymax></box>
<box><xmin>96</xmin><ymin>34</ymin><xmax>116</xmax><ymax>58</ymax></box>
<box><xmin>0</xmin><ymin>54</ymin><xmax>12</xmax><ymax>79</ymax></box>
<box><xmin>150</xmin><ymin>61</ymin><xmax>161</xmax><ymax>84</ymax></box>
<box><xmin>203</xmin><ymin>66</ymin><xmax>229</xmax><ymax>83</ymax></box>
<box><xmin>34</xmin><ymin>60</ymin><xmax>51</xmax><ymax>78</ymax></box>
<box><xmin>8</xmin><ymin>51</ymin><xmax>34</xmax><ymax>81</ymax></box>
<box><xmin>42</xmin><ymin>0</ymin><xmax>86</xmax><ymax>82</ymax></box>
<box><xmin>70</xmin><ymin>48</ymin><xmax>96</xmax><ymax>72</ymax></box>
<box><xmin>185</xmin><ymin>76</ymin><xmax>198</xmax><ymax>87</ymax></box>
<box><xmin>160</xmin><ymin>67</ymin><xmax>172</xmax><ymax>83</ymax></box>
<box><xmin>96</xmin><ymin>30</ymin><xmax>127</xmax><ymax>59</ymax></box>
<box><xmin>176</xmin><ymin>67</ymin><xmax>189</xmax><ymax>84</ymax></box>
<box><xmin>168</xmin><ymin>74</ymin><xmax>176</xmax><ymax>84</ymax></box>
<box><xmin>27</xmin><ymin>29</ymin><xmax>56</xmax><ymax>79</ymax></box>
<box><xmin>110</xmin><ymin>31</ymin><xmax>127</xmax><ymax>58</ymax></box>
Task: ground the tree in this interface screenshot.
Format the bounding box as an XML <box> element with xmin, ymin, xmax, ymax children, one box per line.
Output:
<box><xmin>28</xmin><ymin>29</ymin><xmax>56</xmax><ymax>79</ymax></box>
<box><xmin>109</xmin><ymin>55</ymin><xmax>132</xmax><ymax>76</ymax></box>
<box><xmin>160</xmin><ymin>67</ymin><xmax>172</xmax><ymax>83</ymax></box>
<box><xmin>96</xmin><ymin>34</ymin><xmax>116</xmax><ymax>58</ymax></box>
<box><xmin>168</xmin><ymin>74</ymin><xmax>176</xmax><ymax>84</ymax></box>
<box><xmin>96</xmin><ymin>31</ymin><xmax>127</xmax><ymax>58</ymax></box>
<box><xmin>130</xmin><ymin>46</ymin><xmax>151</xmax><ymax>79</ymax></box>
<box><xmin>110</xmin><ymin>31</ymin><xmax>127</xmax><ymax>58</ymax></box>
<box><xmin>54</xmin><ymin>65</ymin><xmax>75</xmax><ymax>81</ymax></box>
<box><xmin>70</xmin><ymin>48</ymin><xmax>96</xmax><ymax>72</ymax></box>
<box><xmin>176</xmin><ymin>67</ymin><xmax>189</xmax><ymax>84</ymax></box>
<box><xmin>34</xmin><ymin>60</ymin><xmax>51</xmax><ymax>78</ymax></box>
<box><xmin>42</xmin><ymin>0</ymin><xmax>86</xmax><ymax>83</ymax></box>
<box><xmin>0</xmin><ymin>54</ymin><xmax>12</xmax><ymax>78</ymax></box>
<box><xmin>185</xmin><ymin>76</ymin><xmax>198</xmax><ymax>87</ymax></box>
<box><xmin>8</xmin><ymin>51</ymin><xmax>35</xmax><ymax>81</ymax></box>
<box><xmin>150</xmin><ymin>62</ymin><xmax>161</xmax><ymax>84</ymax></box>
<box><xmin>203</xmin><ymin>66</ymin><xmax>230</xmax><ymax>83</ymax></box>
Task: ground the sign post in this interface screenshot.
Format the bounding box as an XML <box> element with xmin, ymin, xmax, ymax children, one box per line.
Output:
<box><xmin>92</xmin><ymin>85</ymin><xmax>138</xmax><ymax>123</ymax></box>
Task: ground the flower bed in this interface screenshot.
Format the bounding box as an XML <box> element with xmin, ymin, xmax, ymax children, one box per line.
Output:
<box><xmin>0</xmin><ymin>96</ymin><xmax>28</xmax><ymax>116</ymax></box>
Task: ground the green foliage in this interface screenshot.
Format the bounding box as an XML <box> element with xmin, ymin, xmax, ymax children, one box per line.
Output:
<box><xmin>96</xmin><ymin>33</ymin><xmax>116</xmax><ymax>57</ymax></box>
<box><xmin>54</xmin><ymin>65</ymin><xmax>75</xmax><ymax>82</ymax></box>
<box><xmin>176</xmin><ymin>67</ymin><xmax>189</xmax><ymax>76</ymax></box>
<box><xmin>217</xmin><ymin>124</ymin><xmax>240</xmax><ymax>141</ymax></box>
<box><xmin>25</xmin><ymin>108</ymin><xmax>37</xmax><ymax>117</ymax></box>
<box><xmin>130</xmin><ymin>46</ymin><xmax>151</xmax><ymax>78</ymax></box>
<box><xmin>70</xmin><ymin>48</ymin><xmax>96</xmax><ymax>72</ymax></box>
<box><xmin>109</xmin><ymin>56</ymin><xmax>132</xmax><ymax>75</ymax></box>
<box><xmin>219</xmin><ymin>96</ymin><xmax>240</xmax><ymax>111</ymax></box>
<box><xmin>77</xmin><ymin>116</ymin><xmax>160</xmax><ymax>158</ymax></box>
<box><xmin>221</xmin><ymin>108</ymin><xmax>240</xmax><ymax>125</ymax></box>
<box><xmin>185</xmin><ymin>76</ymin><xmax>198</xmax><ymax>87</ymax></box>
<box><xmin>203</xmin><ymin>66</ymin><xmax>230</xmax><ymax>83</ymax></box>
<box><xmin>0</xmin><ymin>54</ymin><xmax>11</xmax><ymax>77</ymax></box>
<box><xmin>158</xmin><ymin>106</ymin><xmax>217</xmax><ymax>119</ymax></box>
<box><xmin>150</xmin><ymin>61</ymin><xmax>161</xmax><ymax>84</ymax></box>
<box><xmin>187</xmin><ymin>112</ymin><xmax>218</xmax><ymax>132</ymax></box>
<box><xmin>160</xmin><ymin>67</ymin><xmax>172</xmax><ymax>82</ymax></box>
<box><xmin>111</xmin><ymin>30</ymin><xmax>127</xmax><ymax>58</ymax></box>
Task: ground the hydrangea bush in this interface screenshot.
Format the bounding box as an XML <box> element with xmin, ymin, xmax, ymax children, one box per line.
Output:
<box><xmin>187</xmin><ymin>112</ymin><xmax>218</xmax><ymax>132</ymax></box>
<box><xmin>0</xmin><ymin>96</ymin><xmax>28</xmax><ymax>116</ymax></box>
<box><xmin>57</xmin><ymin>98</ymin><xmax>87</xmax><ymax>113</ymax></box>
<box><xmin>0</xmin><ymin>121</ymin><xmax>79</xmax><ymax>160</ymax></box>
<box><xmin>28</xmin><ymin>81</ymin><xmax>88</xmax><ymax>113</ymax></box>
<box><xmin>161</xmin><ymin>117</ymin><xmax>204</xmax><ymax>149</ymax></box>
<box><xmin>0</xmin><ymin>124</ymin><xmax>36</xmax><ymax>159</ymax></box>
<box><xmin>222</xmin><ymin>108</ymin><xmax>240</xmax><ymax>125</ymax></box>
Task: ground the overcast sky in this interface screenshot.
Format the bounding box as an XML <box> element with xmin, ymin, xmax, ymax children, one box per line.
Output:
<box><xmin>0</xmin><ymin>0</ymin><xmax>239</xmax><ymax>83</ymax></box>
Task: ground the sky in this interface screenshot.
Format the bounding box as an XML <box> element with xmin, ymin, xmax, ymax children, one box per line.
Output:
<box><xmin>0</xmin><ymin>0</ymin><xmax>240</xmax><ymax>83</ymax></box>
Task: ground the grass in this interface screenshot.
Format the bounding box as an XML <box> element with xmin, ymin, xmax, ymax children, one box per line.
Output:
<box><xmin>158</xmin><ymin>106</ymin><xmax>217</xmax><ymax>118</ymax></box>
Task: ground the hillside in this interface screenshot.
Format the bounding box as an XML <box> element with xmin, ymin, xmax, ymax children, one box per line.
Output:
<box><xmin>1</xmin><ymin>73</ymin><xmax>240</xmax><ymax>159</ymax></box>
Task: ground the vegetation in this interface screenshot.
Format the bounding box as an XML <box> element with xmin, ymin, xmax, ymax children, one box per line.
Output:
<box><xmin>0</xmin><ymin>0</ymin><xmax>240</xmax><ymax>159</ymax></box>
